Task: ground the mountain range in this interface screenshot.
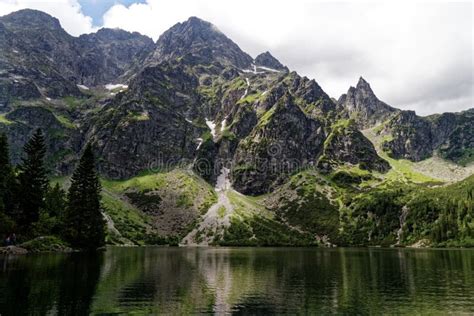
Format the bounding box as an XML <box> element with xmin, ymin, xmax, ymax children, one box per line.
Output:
<box><xmin>1</xmin><ymin>9</ymin><xmax>473</xmax><ymax>247</ymax></box>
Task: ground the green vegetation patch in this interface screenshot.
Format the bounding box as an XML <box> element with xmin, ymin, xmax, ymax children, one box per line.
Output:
<box><xmin>0</xmin><ymin>113</ymin><xmax>13</xmax><ymax>125</ymax></box>
<box><xmin>102</xmin><ymin>190</ymin><xmax>151</xmax><ymax>245</ymax></box>
<box><xmin>20</xmin><ymin>236</ymin><xmax>72</xmax><ymax>253</ymax></box>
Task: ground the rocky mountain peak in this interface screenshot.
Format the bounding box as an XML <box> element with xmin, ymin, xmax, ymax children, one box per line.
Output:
<box><xmin>356</xmin><ymin>76</ymin><xmax>370</xmax><ymax>89</ymax></box>
<box><xmin>92</xmin><ymin>28</ymin><xmax>153</xmax><ymax>42</ymax></box>
<box><xmin>349</xmin><ymin>76</ymin><xmax>378</xmax><ymax>103</ymax></box>
<box><xmin>184</xmin><ymin>16</ymin><xmax>216</xmax><ymax>29</ymax></box>
<box><xmin>255</xmin><ymin>51</ymin><xmax>288</xmax><ymax>71</ymax></box>
<box><xmin>149</xmin><ymin>16</ymin><xmax>253</xmax><ymax>68</ymax></box>
<box><xmin>338</xmin><ymin>76</ymin><xmax>397</xmax><ymax>128</ymax></box>
<box><xmin>1</xmin><ymin>9</ymin><xmax>62</xmax><ymax>31</ymax></box>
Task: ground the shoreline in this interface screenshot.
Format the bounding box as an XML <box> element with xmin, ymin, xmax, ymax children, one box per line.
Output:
<box><xmin>2</xmin><ymin>243</ymin><xmax>473</xmax><ymax>256</ymax></box>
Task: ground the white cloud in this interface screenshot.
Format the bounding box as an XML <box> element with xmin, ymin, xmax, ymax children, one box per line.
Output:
<box><xmin>0</xmin><ymin>0</ymin><xmax>472</xmax><ymax>115</ymax></box>
<box><xmin>0</xmin><ymin>0</ymin><xmax>96</xmax><ymax>35</ymax></box>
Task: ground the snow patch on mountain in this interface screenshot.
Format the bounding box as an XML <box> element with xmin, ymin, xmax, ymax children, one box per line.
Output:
<box><xmin>105</xmin><ymin>83</ymin><xmax>128</xmax><ymax>91</ymax></box>
<box><xmin>206</xmin><ymin>119</ymin><xmax>217</xmax><ymax>140</ymax></box>
<box><xmin>77</xmin><ymin>84</ymin><xmax>89</xmax><ymax>90</ymax></box>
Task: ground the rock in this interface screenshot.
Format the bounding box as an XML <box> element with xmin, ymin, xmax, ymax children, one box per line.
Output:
<box><xmin>148</xmin><ymin>16</ymin><xmax>253</xmax><ymax>69</ymax></box>
<box><xmin>408</xmin><ymin>239</ymin><xmax>430</xmax><ymax>248</ymax></box>
<box><xmin>381</xmin><ymin>111</ymin><xmax>434</xmax><ymax>161</ymax></box>
<box><xmin>0</xmin><ymin>246</ymin><xmax>28</xmax><ymax>255</ymax></box>
<box><xmin>232</xmin><ymin>93</ymin><xmax>326</xmax><ymax>195</ymax></box>
<box><xmin>0</xmin><ymin>106</ymin><xmax>78</xmax><ymax>174</ymax></box>
<box><xmin>254</xmin><ymin>51</ymin><xmax>289</xmax><ymax>71</ymax></box>
<box><xmin>338</xmin><ymin>77</ymin><xmax>398</xmax><ymax>129</ymax></box>
<box><xmin>381</xmin><ymin>109</ymin><xmax>473</xmax><ymax>163</ymax></box>
<box><xmin>88</xmin><ymin>63</ymin><xmax>205</xmax><ymax>179</ymax></box>
<box><xmin>20</xmin><ymin>236</ymin><xmax>73</xmax><ymax>253</ymax></box>
<box><xmin>318</xmin><ymin>120</ymin><xmax>390</xmax><ymax>173</ymax></box>
<box><xmin>0</xmin><ymin>9</ymin><xmax>155</xmax><ymax>102</ymax></box>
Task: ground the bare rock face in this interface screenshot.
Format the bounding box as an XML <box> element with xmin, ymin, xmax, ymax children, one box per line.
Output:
<box><xmin>0</xmin><ymin>9</ymin><xmax>154</xmax><ymax>103</ymax></box>
<box><xmin>75</xmin><ymin>28</ymin><xmax>155</xmax><ymax>86</ymax></box>
<box><xmin>381</xmin><ymin>109</ymin><xmax>473</xmax><ymax>164</ymax></box>
<box><xmin>338</xmin><ymin>77</ymin><xmax>398</xmax><ymax>129</ymax></box>
<box><xmin>232</xmin><ymin>93</ymin><xmax>326</xmax><ymax>195</ymax></box>
<box><xmin>318</xmin><ymin>120</ymin><xmax>390</xmax><ymax>173</ymax></box>
<box><xmin>149</xmin><ymin>16</ymin><xmax>253</xmax><ymax>69</ymax></box>
<box><xmin>381</xmin><ymin>111</ymin><xmax>434</xmax><ymax>161</ymax></box>
<box><xmin>0</xmin><ymin>106</ymin><xmax>79</xmax><ymax>174</ymax></box>
<box><xmin>438</xmin><ymin>109</ymin><xmax>474</xmax><ymax>165</ymax></box>
<box><xmin>255</xmin><ymin>51</ymin><xmax>289</xmax><ymax>71</ymax></box>
<box><xmin>88</xmin><ymin>63</ymin><xmax>205</xmax><ymax>179</ymax></box>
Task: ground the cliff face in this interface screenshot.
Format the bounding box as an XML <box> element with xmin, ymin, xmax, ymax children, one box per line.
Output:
<box><xmin>318</xmin><ymin>120</ymin><xmax>390</xmax><ymax>173</ymax></box>
<box><xmin>338</xmin><ymin>77</ymin><xmax>398</xmax><ymax>129</ymax></box>
<box><xmin>0</xmin><ymin>9</ymin><xmax>154</xmax><ymax>106</ymax></box>
<box><xmin>232</xmin><ymin>93</ymin><xmax>326</xmax><ymax>195</ymax></box>
<box><xmin>380</xmin><ymin>109</ymin><xmax>473</xmax><ymax>164</ymax></box>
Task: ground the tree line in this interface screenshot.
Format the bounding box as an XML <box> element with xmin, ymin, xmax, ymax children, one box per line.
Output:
<box><xmin>0</xmin><ymin>129</ymin><xmax>105</xmax><ymax>250</ymax></box>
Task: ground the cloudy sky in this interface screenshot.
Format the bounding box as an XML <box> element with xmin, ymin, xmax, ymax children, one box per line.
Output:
<box><xmin>0</xmin><ymin>0</ymin><xmax>472</xmax><ymax>115</ymax></box>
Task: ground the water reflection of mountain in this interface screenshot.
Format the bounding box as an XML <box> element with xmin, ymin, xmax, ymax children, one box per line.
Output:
<box><xmin>1</xmin><ymin>248</ymin><xmax>473</xmax><ymax>314</ymax></box>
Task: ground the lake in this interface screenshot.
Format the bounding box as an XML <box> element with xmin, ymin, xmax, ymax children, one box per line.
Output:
<box><xmin>0</xmin><ymin>247</ymin><xmax>473</xmax><ymax>315</ymax></box>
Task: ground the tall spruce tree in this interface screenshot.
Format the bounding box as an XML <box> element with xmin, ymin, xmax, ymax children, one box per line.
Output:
<box><xmin>64</xmin><ymin>144</ymin><xmax>105</xmax><ymax>249</ymax></box>
<box><xmin>0</xmin><ymin>133</ymin><xmax>16</xmax><ymax>234</ymax></box>
<box><xmin>17</xmin><ymin>129</ymin><xmax>48</xmax><ymax>228</ymax></box>
<box><xmin>0</xmin><ymin>133</ymin><xmax>12</xmax><ymax>214</ymax></box>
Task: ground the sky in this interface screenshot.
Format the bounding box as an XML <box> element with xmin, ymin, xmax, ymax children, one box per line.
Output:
<box><xmin>0</xmin><ymin>0</ymin><xmax>472</xmax><ymax>115</ymax></box>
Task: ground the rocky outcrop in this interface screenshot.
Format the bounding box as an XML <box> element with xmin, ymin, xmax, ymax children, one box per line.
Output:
<box><xmin>318</xmin><ymin>120</ymin><xmax>390</xmax><ymax>173</ymax></box>
<box><xmin>0</xmin><ymin>106</ymin><xmax>79</xmax><ymax>174</ymax></box>
<box><xmin>148</xmin><ymin>16</ymin><xmax>253</xmax><ymax>69</ymax></box>
<box><xmin>232</xmin><ymin>93</ymin><xmax>326</xmax><ymax>195</ymax></box>
<box><xmin>255</xmin><ymin>51</ymin><xmax>288</xmax><ymax>71</ymax></box>
<box><xmin>338</xmin><ymin>77</ymin><xmax>397</xmax><ymax>129</ymax></box>
<box><xmin>381</xmin><ymin>109</ymin><xmax>473</xmax><ymax>163</ymax></box>
<box><xmin>0</xmin><ymin>246</ymin><xmax>28</xmax><ymax>255</ymax></box>
<box><xmin>381</xmin><ymin>111</ymin><xmax>434</xmax><ymax>161</ymax></box>
<box><xmin>257</xmin><ymin>72</ymin><xmax>336</xmax><ymax>118</ymax></box>
<box><xmin>436</xmin><ymin>110</ymin><xmax>474</xmax><ymax>165</ymax></box>
<box><xmin>75</xmin><ymin>28</ymin><xmax>155</xmax><ymax>86</ymax></box>
<box><xmin>0</xmin><ymin>9</ymin><xmax>155</xmax><ymax>103</ymax></box>
<box><xmin>88</xmin><ymin>63</ymin><xmax>205</xmax><ymax>178</ymax></box>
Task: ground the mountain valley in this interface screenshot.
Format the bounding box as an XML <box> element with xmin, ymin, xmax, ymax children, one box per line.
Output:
<box><xmin>1</xmin><ymin>9</ymin><xmax>473</xmax><ymax>248</ymax></box>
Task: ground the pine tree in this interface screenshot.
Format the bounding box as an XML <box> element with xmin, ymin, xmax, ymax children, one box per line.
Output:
<box><xmin>0</xmin><ymin>133</ymin><xmax>16</xmax><ymax>234</ymax></box>
<box><xmin>17</xmin><ymin>129</ymin><xmax>49</xmax><ymax>228</ymax></box>
<box><xmin>64</xmin><ymin>144</ymin><xmax>105</xmax><ymax>249</ymax></box>
<box><xmin>0</xmin><ymin>133</ymin><xmax>12</xmax><ymax>214</ymax></box>
<box><xmin>32</xmin><ymin>183</ymin><xmax>68</xmax><ymax>236</ymax></box>
<box><xmin>45</xmin><ymin>183</ymin><xmax>67</xmax><ymax>218</ymax></box>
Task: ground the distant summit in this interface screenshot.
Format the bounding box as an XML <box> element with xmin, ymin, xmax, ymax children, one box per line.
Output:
<box><xmin>1</xmin><ymin>9</ymin><xmax>62</xmax><ymax>31</ymax></box>
<box><xmin>255</xmin><ymin>51</ymin><xmax>288</xmax><ymax>71</ymax></box>
<box><xmin>149</xmin><ymin>16</ymin><xmax>253</xmax><ymax>68</ymax></box>
<box><xmin>338</xmin><ymin>76</ymin><xmax>397</xmax><ymax>128</ymax></box>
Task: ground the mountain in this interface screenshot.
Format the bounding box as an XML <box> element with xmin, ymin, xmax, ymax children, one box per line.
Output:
<box><xmin>0</xmin><ymin>9</ymin><xmax>154</xmax><ymax>107</ymax></box>
<box><xmin>378</xmin><ymin>107</ymin><xmax>473</xmax><ymax>164</ymax></box>
<box><xmin>0</xmin><ymin>9</ymin><xmax>472</xmax><ymax>248</ymax></box>
<box><xmin>338</xmin><ymin>77</ymin><xmax>398</xmax><ymax>129</ymax></box>
<box><xmin>76</xmin><ymin>28</ymin><xmax>154</xmax><ymax>86</ymax></box>
<box><xmin>147</xmin><ymin>16</ymin><xmax>253</xmax><ymax>68</ymax></box>
<box><xmin>254</xmin><ymin>51</ymin><xmax>289</xmax><ymax>71</ymax></box>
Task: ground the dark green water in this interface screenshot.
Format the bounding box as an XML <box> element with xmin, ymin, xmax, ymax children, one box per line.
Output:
<box><xmin>0</xmin><ymin>247</ymin><xmax>473</xmax><ymax>315</ymax></box>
